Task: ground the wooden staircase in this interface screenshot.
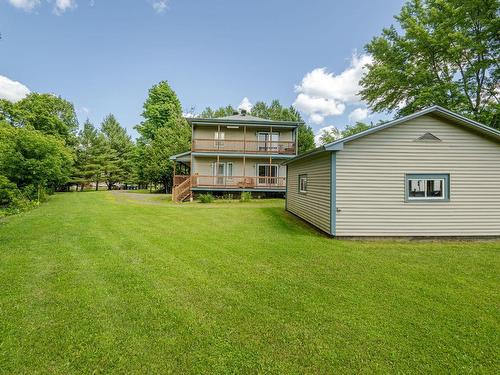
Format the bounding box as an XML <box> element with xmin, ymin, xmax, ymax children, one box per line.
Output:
<box><xmin>172</xmin><ymin>176</ymin><xmax>192</xmax><ymax>202</ymax></box>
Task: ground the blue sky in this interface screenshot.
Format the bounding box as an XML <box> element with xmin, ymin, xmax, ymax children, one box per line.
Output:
<box><xmin>0</xmin><ymin>0</ymin><xmax>404</xmax><ymax>140</ymax></box>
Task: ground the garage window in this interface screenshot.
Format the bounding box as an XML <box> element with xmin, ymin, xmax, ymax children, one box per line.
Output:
<box><xmin>299</xmin><ymin>174</ymin><xmax>308</xmax><ymax>194</ymax></box>
<box><xmin>406</xmin><ymin>174</ymin><xmax>450</xmax><ymax>202</ymax></box>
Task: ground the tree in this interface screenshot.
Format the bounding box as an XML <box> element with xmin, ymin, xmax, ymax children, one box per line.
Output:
<box><xmin>0</xmin><ymin>122</ymin><xmax>73</xmax><ymax>201</ymax></box>
<box><xmin>342</xmin><ymin>122</ymin><xmax>372</xmax><ymax>138</ymax></box>
<box><xmin>200</xmin><ymin>105</ymin><xmax>236</xmax><ymax>118</ymax></box>
<box><xmin>135</xmin><ymin>81</ymin><xmax>183</xmax><ymax>142</ymax></box>
<box><xmin>143</xmin><ymin>118</ymin><xmax>191</xmax><ymax>192</ymax></box>
<box><xmin>135</xmin><ymin>81</ymin><xmax>191</xmax><ymax>191</ymax></box>
<box><xmin>0</xmin><ymin>93</ymin><xmax>79</xmax><ymax>145</ymax></box>
<box><xmin>360</xmin><ymin>0</ymin><xmax>500</xmax><ymax>129</ymax></box>
<box><xmin>318</xmin><ymin>127</ymin><xmax>342</xmax><ymax>145</ymax></box>
<box><xmin>73</xmin><ymin>120</ymin><xmax>99</xmax><ymax>191</ymax></box>
<box><xmin>201</xmin><ymin>100</ymin><xmax>316</xmax><ymax>154</ymax></box>
<box><xmin>101</xmin><ymin>114</ymin><xmax>135</xmax><ymax>188</ymax></box>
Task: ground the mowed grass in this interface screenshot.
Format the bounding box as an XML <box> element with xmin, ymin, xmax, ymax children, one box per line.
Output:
<box><xmin>0</xmin><ymin>192</ymin><xmax>498</xmax><ymax>374</ymax></box>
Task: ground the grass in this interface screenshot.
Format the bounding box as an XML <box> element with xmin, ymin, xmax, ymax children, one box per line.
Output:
<box><xmin>0</xmin><ymin>191</ymin><xmax>498</xmax><ymax>374</ymax></box>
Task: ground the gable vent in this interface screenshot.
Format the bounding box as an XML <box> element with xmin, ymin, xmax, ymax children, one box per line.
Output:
<box><xmin>415</xmin><ymin>132</ymin><xmax>441</xmax><ymax>142</ymax></box>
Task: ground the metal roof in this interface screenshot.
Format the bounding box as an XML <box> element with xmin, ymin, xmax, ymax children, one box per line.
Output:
<box><xmin>169</xmin><ymin>150</ymin><xmax>191</xmax><ymax>161</ymax></box>
<box><xmin>186</xmin><ymin>114</ymin><xmax>302</xmax><ymax>128</ymax></box>
<box><xmin>217</xmin><ymin>114</ymin><xmax>273</xmax><ymax>122</ymax></box>
<box><xmin>284</xmin><ymin>106</ymin><xmax>500</xmax><ymax>165</ymax></box>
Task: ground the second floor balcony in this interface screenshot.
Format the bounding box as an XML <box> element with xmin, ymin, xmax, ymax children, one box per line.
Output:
<box><xmin>192</xmin><ymin>139</ymin><xmax>296</xmax><ymax>155</ymax></box>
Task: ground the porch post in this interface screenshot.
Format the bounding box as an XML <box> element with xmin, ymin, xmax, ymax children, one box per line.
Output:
<box><xmin>216</xmin><ymin>154</ymin><xmax>220</xmax><ymax>187</ymax></box>
<box><xmin>243</xmin><ymin>156</ymin><xmax>246</xmax><ymax>187</ymax></box>
<box><xmin>217</xmin><ymin>124</ymin><xmax>221</xmax><ymax>151</ymax></box>
<box><xmin>173</xmin><ymin>160</ymin><xmax>176</xmax><ymax>183</ymax></box>
<box><xmin>270</xmin><ymin>125</ymin><xmax>273</xmax><ymax>187</ymax></box>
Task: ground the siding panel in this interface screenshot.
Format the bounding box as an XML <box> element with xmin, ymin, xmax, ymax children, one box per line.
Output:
<box><xmin>336</xmin><ymin>114</ymin><xmax>500</xmax><ymax>236</ymax></box>
<box><xmin>287</xmin><ymin>153</ymin><xmax>331</xmax><ymax>234</ymax></box>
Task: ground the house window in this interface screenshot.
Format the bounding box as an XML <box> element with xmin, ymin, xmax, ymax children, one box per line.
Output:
<box><xmin>214</xmin><ymin>131</ymin><xmax>225</xmax><ymax>148</ymax></box>
<box><xmin>406</xmin><ymin>174</ymin><xmax>449</xmax><ymax>201</ymax></box>
<box><xmin>257</xmin><ymin>132</ymin><xmax>279</xmax><ymax>152</ymax></box>
<box><xmin>299</xmin><ymin>174</ymin><xmax>308</xmax><ymax>193</ymax></box>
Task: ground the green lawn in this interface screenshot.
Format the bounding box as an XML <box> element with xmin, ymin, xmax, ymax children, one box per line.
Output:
<box><xmin>0</xmin><ymin>192</ymin><xmax>498</xmax><ymax>374</ymax></box>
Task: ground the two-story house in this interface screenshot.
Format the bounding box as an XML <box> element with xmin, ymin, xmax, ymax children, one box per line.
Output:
<box><xmin>170</xmin><ymin>110</ymin><xmax>301</xmax><ymax>202</ymax></box>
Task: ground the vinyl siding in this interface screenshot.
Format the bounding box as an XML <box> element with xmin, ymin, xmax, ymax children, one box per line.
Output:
<box><xmin>336</xmin><ymin>114</ymin><xmax>500</xmax><ymax>236</ymax></box>
<box><xmin>287</xmin><ymin>153</ymin><xmax>331</xmax><ymax>234</ymax></box>
<box><xmin>192</xmin><ymin>156</ymin><xmax>286</xmax><ymax>177</ymax></box>
<box><xmin>194</xmin><ymin>126</ymin><xmax>294</xmax><ymax>141</ymax></box>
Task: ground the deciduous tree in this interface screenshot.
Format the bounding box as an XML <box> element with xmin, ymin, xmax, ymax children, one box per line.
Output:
<box><xmin>361</xmin><ymin>0</ymin><xmax>500</xmax><ymax>129</ymax></box>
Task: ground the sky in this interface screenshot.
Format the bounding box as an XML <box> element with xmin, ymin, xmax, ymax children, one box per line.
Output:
<box><xmin>0</xmin><ymin>0</ymin><xmax>404</xmax><ymax>141</ymax></box>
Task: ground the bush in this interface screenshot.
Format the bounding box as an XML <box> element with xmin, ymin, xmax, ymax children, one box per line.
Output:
<box><xmin>198</xmin><ymin>193</ymin><xmax>215</xmax><ymax>203</ymax></box>
<box><xmin>0</xmin><ymin>175</ymin><xmax>18</xmax><ymax>207</ymax></box>
<box><xmin>240</xmin><ymin>192</ymin><xmax>252</xmax><ymax>202</ymax></box>
<box><xmin>0</xmin><ymin>175</ymin><xmax>38</xmax><ymax>216</ymax></box>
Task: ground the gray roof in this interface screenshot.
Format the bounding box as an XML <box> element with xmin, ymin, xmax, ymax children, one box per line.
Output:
<box><xmin>186</xmin><ymin>114</ymin><xmax>302</xmax><ymax>128</ymax></box>
<box><xmin>217</xmin><ymin>114</ymin><xmax>273</xmax><ymax>122</ymax></box>
<box><xmin>284</xmin><ymin>105</ymin><xmax>500</xmax><ymax>165</ymax></box>
<box><xmin>169</xmin><ymin>151</ymin><xmax>191</xmax><ymax>161</ymax></box>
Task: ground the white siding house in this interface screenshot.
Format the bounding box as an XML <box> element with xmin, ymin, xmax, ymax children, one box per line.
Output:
<box><xmin>285</xmin><ymin>106</ymin><xmax>500</xmax><ymax>237</ymax></box>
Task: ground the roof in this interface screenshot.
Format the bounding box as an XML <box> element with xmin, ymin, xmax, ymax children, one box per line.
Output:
<box><xmin>186</xmin><ymin>114</ymin><xmax>302</xmax><ymax>128</ymax></box>
<box><xmin>169</xmin><ymin>151</ymin><xmax>191</xmax><ymax>162</ymax></box>
<box><xmin>217</xmin><ymin>114</ymin><xmax>273</xmax><ymax>122</ymax></box>
<box><xmin>284</xmin><ymin>105</ymin><xmax>500</xmax><ymax>165</ymax></box>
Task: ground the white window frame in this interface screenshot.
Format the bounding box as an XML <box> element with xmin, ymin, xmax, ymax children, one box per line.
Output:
<box><xmin>257</xmin><ymin>132</ymin><xmax>280</xmax><ymax>152</ymax></box>
<box><xmin>214</xmin><ymin>131</ymin><xmax>225</xmax><ymax>148</ymax></box>
<box><xmin>299</xmin><ymin>174</ymin><xmax>308</xmax><ymax>194</ymax></box>
<box><xmin>257</xmin><ymin>164</ymin><xmax>279</xmax><ymax>185</ymax></box>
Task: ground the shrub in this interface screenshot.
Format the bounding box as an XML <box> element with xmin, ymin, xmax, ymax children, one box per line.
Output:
<box><xmin>0</xmin><ymin>175</ymin><xmax>38</xmax><ymax>216</ymax></box>
<box><xmin>198</xmin><ymin>193</ymin><xmax>214</xmax><ymax>203</ymax></box>
<box><xmin>0</xmin><ymin>175</ymin><xmax>18</xmax><ymax>207</ymax></box>
<box><xmin>240</xmin><ymin>192</ymin><xmax>252</xmax><ymax>202</ymax></box>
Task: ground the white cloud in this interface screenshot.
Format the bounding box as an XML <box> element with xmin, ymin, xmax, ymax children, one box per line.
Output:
<box><xmin>182</xmin><ymin>112</ymin><xmax>196</xmax><ymax>118</ymax></box>
<box><xmin>152</xmin><ymin>0</ymin><xmax>168</xmax><ymax>13</ymax></box>
<box><xmin>310</xmin><ymin>113</ymin><xmax>325</xmax><ymax>125</ymax></box>
<box><xmin>8</xmin><ymin>0</ymin><xmax>41</xmax><ymax>11</ymax></box>
<box><xmin>314</xmin><ymin>125</ymin><xmax>342</xmax><ymax>146</ymax></box>
<box><xmin>0</xmin><ymin>75</ymin><xmax>31</xmax><ymax>102</ymax></box>
<box><xmin>293</xmin><ymin>53</ymin><xmax>372</xmax><ymax>124</ymax></box>
<box><xmin>293</xmin><ymin>93</ymin><xmax>345</xmax><ymax>124</ymax></box>
<box><xmin>348</xmin><ymin>107</ymin><xmax>368</xmax><ymax>123</ymax></box>
<box><xmin>54</xmin><ymin>0</ymin><xmax>76</xmax><ymax>15</ymax></box>
<box><xmin>238</xmin><ymin>97</ymin><xmax>253</xmax><ymax>113</ymax></box>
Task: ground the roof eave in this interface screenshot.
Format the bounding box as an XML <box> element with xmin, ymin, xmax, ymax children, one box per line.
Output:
<box><xmin>186</xmin><ymin>117</ymin><xmax>302</xmax><ymax>127</ymax></box>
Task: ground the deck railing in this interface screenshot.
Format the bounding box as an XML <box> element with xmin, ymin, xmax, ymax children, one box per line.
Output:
<box><xmin>192</xmin><ymin>139</ymin><xmax>296</xmax><ymax>155</ymax></box>
<box><xmin>190</xmin><ymin>175</ymin><xmax>286</xmax><ymax>189</ymax></box>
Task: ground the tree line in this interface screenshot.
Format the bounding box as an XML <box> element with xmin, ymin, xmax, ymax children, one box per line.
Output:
<box><xmin>1</xmin><ymin>0</ymin><xmax>498</xmax><ymax>215</ymax></box>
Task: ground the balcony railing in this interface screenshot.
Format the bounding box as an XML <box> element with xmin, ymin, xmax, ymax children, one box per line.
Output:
<box><xmin>191</xmin><ymin>175</ymin><xmax>286</xmax><ymax>189</ymax></box>
<box><xmin>192</xmin><ymin>139</ymin><xmax>296</xmax><ymax>155</ymax></box>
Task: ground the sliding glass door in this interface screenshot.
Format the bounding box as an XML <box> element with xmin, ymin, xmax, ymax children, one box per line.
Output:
<box><xmin>257</xmin><ymin>164</ymin><xmax>278</xmax><ymax>185</ymax></box>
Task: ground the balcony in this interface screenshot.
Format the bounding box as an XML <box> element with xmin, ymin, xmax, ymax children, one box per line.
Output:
<box><xmin>191</xmin><ymin>175</ymin><xmax>286</xmax><ymax>190</ymax></box>
<box><xmin>192</xmin><ymin>139</ymin><xmax>296</xmax><ymax>155</ymax></box>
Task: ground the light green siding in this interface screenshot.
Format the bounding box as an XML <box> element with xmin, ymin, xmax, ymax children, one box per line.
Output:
<box><xmin>287</xmin><ymin>153</ymin><xmax>331</xmax><ymax>234</ymax></box>
<box><xmin>335</xmin><ymin>114</ymin><xmax>500</xmax><ymax>236</ymax></box>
